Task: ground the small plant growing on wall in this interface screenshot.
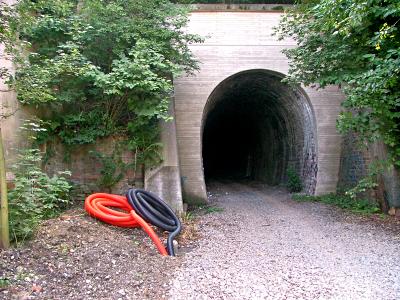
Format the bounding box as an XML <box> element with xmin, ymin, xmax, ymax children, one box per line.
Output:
<box><xmin>286</xmin><ymin>167</ymin><xmax>302</xmax><ymax>193</ymax></box>
<box><xmin>90</xmin><ymin>150</ymin><xmax>127</xmax><ymax>193</ymax></box>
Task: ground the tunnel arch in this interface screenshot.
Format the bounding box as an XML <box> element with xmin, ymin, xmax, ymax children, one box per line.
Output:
<box><xmin>201</xmin><ymin>69</ymin><xmax>318</xmax><ymax>194</ymax></box>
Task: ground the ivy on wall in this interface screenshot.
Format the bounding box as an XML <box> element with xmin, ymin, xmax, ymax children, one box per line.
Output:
<box><xmin>1</xmin><ymin>0</ymin><xmax>202</xmax><ymax>167</ymax></box>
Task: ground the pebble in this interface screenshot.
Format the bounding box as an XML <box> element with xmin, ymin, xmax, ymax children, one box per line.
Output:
<box><xmin>168</xmin><ymin>182</ymin><xmax>400</xmax><ymax>300</ymax></box>
<box><xmin>118</xmin><ymin>289</ymin><xmax>126</xmax><ymax>295</ymax></box>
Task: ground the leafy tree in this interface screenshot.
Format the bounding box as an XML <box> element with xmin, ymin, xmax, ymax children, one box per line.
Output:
<box><xmin>276</xmin><ymin>0</ymin><xmax>400</xmax><ymax>168</ymax></box>
<box><xmin>0</xmin><ymin>0</ymin><xmax>202</xmax><ymax>167</ymax></box>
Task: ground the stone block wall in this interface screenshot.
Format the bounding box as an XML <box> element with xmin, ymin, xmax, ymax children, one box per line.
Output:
<box><xmin>338</xmin><ymin>132</ymin><xmax>400</xmax><ymax>208</ymax></box>
<box><xmin>43</xmin><ymin>137</ymin><xmax>143</xmax><ymax>198</ymax></box>
<box><xmin>337</xmin><ymin>132</ymin><xmax>370</xmax><ymax>192</ymax></box>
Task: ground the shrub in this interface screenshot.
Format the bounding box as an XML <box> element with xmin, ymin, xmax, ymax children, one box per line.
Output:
<box><xmin>8</xmin><ymin>149</ymin><xmax>72</xmax><ymax>244</ymax></box>
<box><xmin>286</xmin><ymin>167</ymin><xmax>302</xmax><ymax>193</ymax></box>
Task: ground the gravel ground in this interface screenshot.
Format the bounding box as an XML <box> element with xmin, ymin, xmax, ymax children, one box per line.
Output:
<box><xmin>2</xmin><ymin>182</ymin><xmax>400</xmax><ymax>299</ymax></box>
<box><xmin>168</xmin><ymin>181</ymin><xmax>400</xmax><ymax>300</ymax></box>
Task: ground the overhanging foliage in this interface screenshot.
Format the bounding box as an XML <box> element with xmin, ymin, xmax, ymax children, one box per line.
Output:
<box><xmin>1</xmin><ymin>0</ymin><xmax>202</xmax><ymax>167</ymax></box>
<box><xmin>276</xmin><ymin>0</ymin><xmax>400</xmax><ymax>167</ymax></box>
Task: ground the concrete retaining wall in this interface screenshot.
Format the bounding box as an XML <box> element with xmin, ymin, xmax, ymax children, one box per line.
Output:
<box><xmin>174</xmin><ymin>12</ymin><xmax>345</xmax><ymax>201</ymax></box>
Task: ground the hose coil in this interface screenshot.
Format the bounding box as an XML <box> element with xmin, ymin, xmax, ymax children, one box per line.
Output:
<box><xmin>127</xmin><ymin>189</ymin><xmax>181</xmax><ymax>256</ymax></box>
<box><xmin>85</xmin><ymin>190</ymin><xmax>181</xmax><ymax>256</ymax></box>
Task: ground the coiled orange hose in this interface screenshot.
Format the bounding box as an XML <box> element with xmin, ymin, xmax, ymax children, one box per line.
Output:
<box><xmin>84</xmin><ymin>193</ymin><xmax>168</xmax><ymax>256</ymax></box>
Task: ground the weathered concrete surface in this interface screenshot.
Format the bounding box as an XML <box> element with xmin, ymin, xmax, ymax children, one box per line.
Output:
<box><xmin>145</xmin><ymin>100</ymin><xmax>184</xmax><ymax>212</ymax></box>
<box><xmin>0</xmin><ymin>0</ymin><xmax>28</xmax><ymax>179</ymax></box>
<box><xmin>174</xmin><ymin>12</ymin><xmax>345</xmax><ymax>201</ymax></box>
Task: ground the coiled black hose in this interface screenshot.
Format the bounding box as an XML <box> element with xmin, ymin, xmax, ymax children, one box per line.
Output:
<box><xmin>126</xmin><ymin>189</ymin><xmax>182</xmax><ymax>256</ymax></box>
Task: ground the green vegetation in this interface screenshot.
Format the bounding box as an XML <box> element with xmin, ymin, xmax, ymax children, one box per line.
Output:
<box><xmin>204</xmin><ymin>205</ymin><xmax>224</xmax><ymax>213</ymax></box>
<box><xmin>276</xmin><ymin>0</ymin><xmax>400</xmax><ymax>193</ymax></box>
<box><xmin>286</xmin><ymin>167</ymin><xmax>302</xmax><ymax>192</ymax></box>
<box><xmin>271</xmin><ymin>5</ymin><xmax>285</xmax><ymax>10</ymax></box>
<box><xmin>0</xmin><ymin>0</ymin><xmax>202</xmax><ymax>169</ymax></box>
<box><xmin>0</xmin><ymin>121</ymin><xmax>72</xmax><ymax>245</ymax></box>
<box><xmin>174</xmin><ymin>1</ymin><xmax>294</xmax><ymax>3</ymax></box>
<box><xmin>193</xmin><ymin>204</ymin><xmax>224</xmax><ymax>214</ymax></box>
<box><xmin>8</xmin><ymin>148</ymin><xmax>71</xmax><ymax>244</ymax></box>
<box><xmin>181</xmin><ymin>211</ymin><xmax>195</xmax><ymax>222</ymax></box>
<box><xmin>292</xmin><ymin>193</ymin><xmax>380</xmax><ymax>215</ymax></box>
<box><xmin>90</xmin><ymin>149</ymin><xmax>128</xmax><ymax>192</ymax></box>
<box><xmin>0</xmin><ymin>277</ymin><xmax>10</xmax><ymax>289</ymax></box>
<box><xmin>184</xmin><ymin>196</ymin><xmax>224</xmax><ymax>214</ymax></box>
<box><xmin>0</xmin><ymin>0</ymin><xmax>202</xmax><ymax>244</ymax></box>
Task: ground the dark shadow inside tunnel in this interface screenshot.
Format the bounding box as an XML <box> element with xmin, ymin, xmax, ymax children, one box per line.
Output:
<box><xmin>201</xmin><ymin>70</ymin><xmax>318</xmax><ymax>194</ymax></box>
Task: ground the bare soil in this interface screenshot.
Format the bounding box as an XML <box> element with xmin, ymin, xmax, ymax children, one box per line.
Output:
<box><xmin>0</xmin><ymin>207</ymin><xmax>199</xmax><ymax>300</ymax></box>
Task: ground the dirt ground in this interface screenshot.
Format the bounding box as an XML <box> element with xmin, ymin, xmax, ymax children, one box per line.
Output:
<box><xmin>1</xmin><ymin>181</ymin><xmax>400</xmax><ymax>300</ymax></box>
<box><xmin>0</xmin><ymin>206</ymin><xmax>199</xmax><ymax>300</ymax></box>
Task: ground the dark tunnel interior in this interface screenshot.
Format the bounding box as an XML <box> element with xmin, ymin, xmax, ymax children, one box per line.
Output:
<box><xmin>202</xmin><ymin>70</ymin><xmax>318</xmax><ymax>194</ymax></box>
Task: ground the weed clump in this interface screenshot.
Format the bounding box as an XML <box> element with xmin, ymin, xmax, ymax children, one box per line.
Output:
<box><xmin>286</xmin><ymin>167</ymin><xmax>302</xmax><ymax>193</ymax></box>
<box><xmin>8</xmin><ymin>149</ymin><xmax>71</xmax><ymax>244</ymax></box>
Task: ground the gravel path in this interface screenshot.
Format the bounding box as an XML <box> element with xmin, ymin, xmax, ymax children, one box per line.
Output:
<box><xmin>168</xmin><ymin>181</ymin><xmax>400</xmax><ymax>300</ymax></box>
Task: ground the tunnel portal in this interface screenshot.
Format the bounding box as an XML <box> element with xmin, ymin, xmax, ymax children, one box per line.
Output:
<box><xmin>202</xmin><ymin>70</ymin><xmax>318</xmax><ymax>194</ymax></box>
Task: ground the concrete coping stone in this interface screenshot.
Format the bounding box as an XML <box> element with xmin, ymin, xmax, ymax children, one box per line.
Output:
<box><xmin>188</xmin><ymin>4</ymin><xmax>292</xmax><ymax>12</ymax></box>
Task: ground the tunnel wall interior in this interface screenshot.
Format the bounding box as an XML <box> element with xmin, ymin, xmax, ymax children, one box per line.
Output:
<box><xmin>201</xmin><ymin>70</ymin><xmax>318</xmax><ymax>194</ymax></box>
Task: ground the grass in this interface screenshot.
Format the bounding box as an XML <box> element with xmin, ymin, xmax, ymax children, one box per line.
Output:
<box><xmin>189</xmin><ymin>204</ymin><xmax>224</xmax><ymax>215</ymax></box>
<box><xmin>292</xmin><ymin>193</ymin><xmax>381</xmax><ymax>215</ymax></box>
<box><xmin>178</xmin><ymin>211</ymin><xmax>199</xmax><ymax>244</ymax></box>
<box><xmin>181</xmin><ymin>204</ymin><xmax>224</xmax><ymax>221</ymax></box>
<box><xmin>0</xmin><ymin>277</ymin><xmax>10</xmax><ymax>289</ymax></box>
<box><xmin>181</xmin><ymin>211</ymin><xmax>195</xmax><ymax>222</ymax></box>
<box><xmin>204</xmin><ymin>206</ymin><xmax>224</xmax><ymax>213</ymax></box>
<box><xmin>184</xmin><ymin>195</ymin><xmax>224</xmax><ymax>215</ymax></box>
<box><xmin>178</xmin><ymin>203</ymin><xmax>224</xmax><ymax>244</ymax></box>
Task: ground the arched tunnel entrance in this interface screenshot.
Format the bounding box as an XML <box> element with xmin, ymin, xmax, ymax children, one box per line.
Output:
<box><xmin>202</xmin><ymin>70</ymin><xmax>318</xmax><ymax>194</ymax></box>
